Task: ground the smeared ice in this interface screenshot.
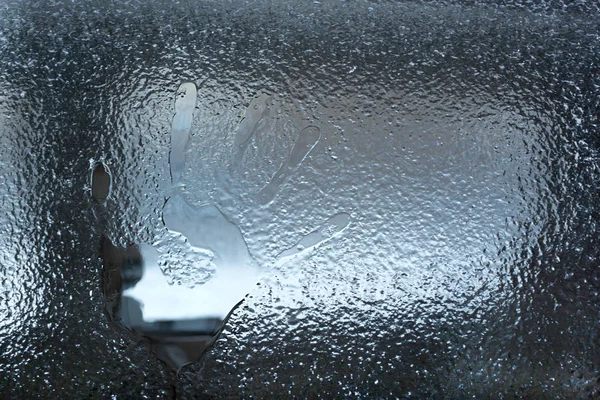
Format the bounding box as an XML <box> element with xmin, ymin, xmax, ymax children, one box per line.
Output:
<box><xmin>257</xmin><ymin>126</ymin><xmax>321</xmax><ymax>205</ymax></box>
<box><xmin>163</xmin><ymin>195</ymin><xmax>257</xmax><ymax>271</ymax></box>
<box><xmin>156</xmin><ymin>194</ymin><xmax>261</xmax><ymax>318</ymax></box>
<box><xmin>169</xmin><ymin>82</ymin><xmax>197</xmax><ymax>185</ymax></box>
<box><xmin>230</xmin><ymin>93</ymin><xmax>273</xmax><ymax>172</ymax></box>
<box><xmin>276</xmin><ymin>212</ymin><xmax>351</xmax><ymax>263</ymax></box>
<box><xmin>234</xmin><ymin>94</ymin><xmax>272</xmax><ymax>148</ymax></box>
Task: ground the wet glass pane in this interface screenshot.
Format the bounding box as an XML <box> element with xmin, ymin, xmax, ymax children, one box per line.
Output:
<box><xmin>1</xmin><ymin>0</ymin><xmax>599</xmax><ymax>397</ymax></box>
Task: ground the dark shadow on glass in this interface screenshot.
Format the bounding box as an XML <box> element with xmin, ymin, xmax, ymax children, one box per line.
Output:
<box><xmin>91</xmin><ymin>163</ymin><xmax>111</xmax><ymax>203</ymax></box>
<box><xmin>100</xmin><ymin>236</ymin><xmax>229</xmax><ymax>371</ymax></box>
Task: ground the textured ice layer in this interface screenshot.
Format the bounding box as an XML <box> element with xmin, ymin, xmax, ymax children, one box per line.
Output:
<box><xmin>0</xmin><ymin>0</ymin><xmax>599</xmax><ymax>398</ymax></box>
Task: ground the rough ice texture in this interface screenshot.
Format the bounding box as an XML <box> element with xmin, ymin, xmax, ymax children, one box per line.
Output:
<box><xmin>0</xmin><ymin>0</ymin><xmax>599</xmax><ymax>398</ymax></box>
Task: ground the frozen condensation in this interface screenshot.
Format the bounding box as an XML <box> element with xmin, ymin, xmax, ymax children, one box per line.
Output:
<box><xmin>1</xmin><ymin>0</ymin><xmax>599</xmax><ymax>398</ymax></box>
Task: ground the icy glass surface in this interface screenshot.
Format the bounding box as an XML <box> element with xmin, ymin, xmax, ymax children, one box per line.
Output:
<box><xmin>1</xmin><ymin>0</ymin><xmax>599</xmax><ymax>398</ymax></box>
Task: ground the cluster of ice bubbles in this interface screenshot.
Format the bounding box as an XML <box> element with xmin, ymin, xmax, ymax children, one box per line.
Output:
<box><xmin>91</xmin><ymin>82</ymin><xmax>350</xmax><ymax>370</ymax></box>
<box><xmin>154</xmin><ymin>232</ymin><xmax>216</xmax><ymax>288</ymax></box>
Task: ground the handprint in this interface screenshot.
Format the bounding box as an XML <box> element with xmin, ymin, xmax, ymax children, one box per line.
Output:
<box><xmin>93</xmin><ymin>83</ymin><xmax>350</xmax><ymax>371</ymax></box>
